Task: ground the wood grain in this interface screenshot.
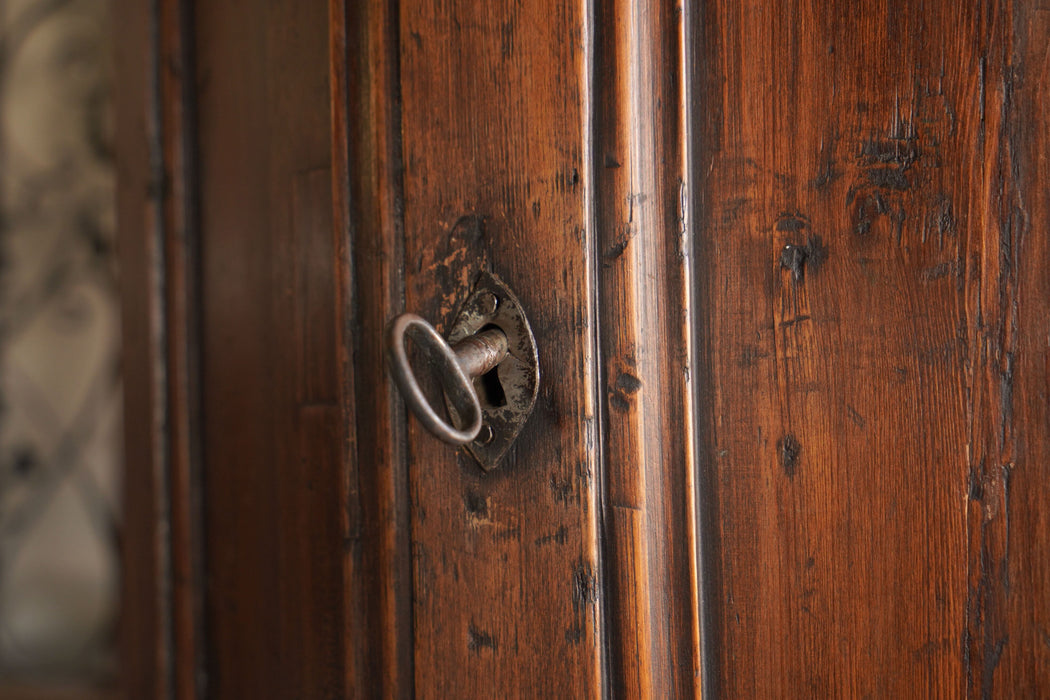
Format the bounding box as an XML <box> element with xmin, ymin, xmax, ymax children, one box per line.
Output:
<box><xmin>591</xmin><ymin>0</ymin><xmax>703</xmax><ymax>696</ymax></box>
<box><xmin>193</xmin><ymin>1</ymin><xmax>345</xmax><ymax>697</ymax></box>
<box><xmin>689</xmin><ymin>0</ymin><xmax>1050</xmax><ymax>695</ymax></box>
<box><xmin>115</xmin><ymin>0</ymin><xmax>202</xmax><ymax>697</ymax></box>
<box><xmin>337</xmin><ymin>0</ymin><xmax>416</xmax><ymax>694</ymax></box>
<box><xmin>117</xmin><ymin>0</ymin><xmax>1050</xmax><ymax>695</ymax></box>
<box><xmin>979</xmin><ymin>5</ymin><xmax>1050</xmax><ymax>694</ymax></box>
<box><xmin>396</xmin><ymin>0</ymin><xmax>603</xmax><ymax>696</ymax></box>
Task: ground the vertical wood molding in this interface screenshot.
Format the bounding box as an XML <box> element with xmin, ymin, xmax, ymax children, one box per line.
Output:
<box><xmin>590</xmin><ymin>0</ymin><xmax>703</xmax><ymax>695</ymax></box>
<box><xmin>966</xmin><ymin>3</ymin><xmax>1050</xmax><ymax>694</ymax></box>
<box><xmin>336</xmin><ymin>0</ymin><xmax>415</xmax><ymax>696</ymax></box>
<box><xmin>157</xmin><ymin>2</ymin><xmax>206</xmax><ymax>698</ymax></box>
<box><xmin>115</xmin><ymin>0</ymin><xmax>203</xmax><ymax>697</ymax></box>
<box><xmin>115</xmin><ymin>0</ymin><xmax>167</xmax><ymax>695</ymax></box>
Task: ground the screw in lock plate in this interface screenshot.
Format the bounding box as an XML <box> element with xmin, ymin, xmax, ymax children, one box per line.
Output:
<box><xmin>476</xmin><ymin>292</ymin><xmax>499</xmax><ymax>316</ymax></box>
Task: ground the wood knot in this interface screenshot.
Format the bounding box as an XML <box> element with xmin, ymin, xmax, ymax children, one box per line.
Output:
<box><xmin>779</xmin><ymin>433</ymin><xmax>802</xmax><ymax>477</ymax></box>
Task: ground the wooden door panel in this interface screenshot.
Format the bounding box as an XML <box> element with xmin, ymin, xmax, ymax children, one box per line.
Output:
<box><xmin>337</xmin><ymin>0</ymin><xmax>705</xmax><ymax>695</ymax></box>
<box><xmin>690</xmin><ymin>0</ymin><xmax>1050</xmax><ymax>695</ymax></box>
<box><xmin>395</xmin><ymin>2</ymin><xmax>602</xmax><ymax>696</ymax></box>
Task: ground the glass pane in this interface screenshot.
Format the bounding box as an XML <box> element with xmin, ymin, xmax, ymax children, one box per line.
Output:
<box><xmin>0</xmin><ymin>0</ymin><xmax>119</xmax><ymax>684</ymax></box>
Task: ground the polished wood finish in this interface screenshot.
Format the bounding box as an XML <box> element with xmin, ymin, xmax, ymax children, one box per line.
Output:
<box><xmin>592</xmin><ymin>1</ymin><xmax>703</xmax><ymax>695</ymax></box>
<box><xmin>192</xmin><ymin>1</ymin><xmax>345</xmax><ymax>697</ymax></box>
<box><xmin>116</xmin><ymin>0</ymin><xmax>203</xmax><ymax>697</ymax></box>
<box><xmin>337</xmin><ymin>0</ymin><xmax>415</xmax><ymax>695</ymax></box>
<box><xmin>115</xmin><ymin>0</ymin><xmax>165</xmax><ymax>692</ymax></box>
<box><xmin>117</xmin><ymin>0</ymin><xmax>1050</xmax><ymax>696</ymax></box>
<box><xmin>690</xmin><ymin>0</ymin><xmax>1050</xmax><ymax>695</ymax></box>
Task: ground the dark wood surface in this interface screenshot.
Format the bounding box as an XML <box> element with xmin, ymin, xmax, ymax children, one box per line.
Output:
<box><xmin>338</xmin><ymin>0</ymin><xmax>416</xmax><ymax>696</ymax></box>
<box><xmin>192</xmin><ymin>0</ymin><xmax>346</xmax><ymax>697</ymax></box>
<box><xmin>114</xmin><ymin>0</ymin><xmax>164</xmax><ymax>692</ymax></box>
<box><xmin>116</xmin><ymin>0</ymin><xmax>1050</xmax><ymax>696</ymax></box>
<box><xmin>115</xmin><ymin>0</ymin><xmax>202</xmax><ymax>697</ymax></box>
<box><xmin>690</xmin><ymin>0</ymin><xmax>1050</xmax><ymax>695</ymax></box>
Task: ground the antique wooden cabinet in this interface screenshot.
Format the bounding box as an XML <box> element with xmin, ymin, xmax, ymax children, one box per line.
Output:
<box><xmin>116</xmin><ymin>0</ymin><xmax>1050</xmax><ymax>696</ymax></box>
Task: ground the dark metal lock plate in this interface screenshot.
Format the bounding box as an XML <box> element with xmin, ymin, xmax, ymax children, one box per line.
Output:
<box><xmin>446</xmin><ymin>271</ymin><xmax>539</xmax><ymax>470</ymax></box>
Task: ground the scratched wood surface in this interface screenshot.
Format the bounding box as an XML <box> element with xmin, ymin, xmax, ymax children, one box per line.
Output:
<box><xmin>116</xmin><ymin>0</ymin><xmax>1050</xmax><ymax>696</ymax></box>
<box><xmin>690</xmin><ymin>0</ymin><xmax>1050</xmax><ymax>695</ymax></box>
<box><xmin>396</xmin><ymin>1</ymin><xmax>603</xmax><ymax>696</ymax></box>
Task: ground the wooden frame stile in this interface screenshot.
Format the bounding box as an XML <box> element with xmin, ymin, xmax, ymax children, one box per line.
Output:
<box><xmin>192</xmin><ymin>0</ymin><xmax>345</xmax><ymax>695</ymax></box>
<box><xmin>335</xmin><ymin>0</ymin><xmax>416</xmax><ymax>697</ymax></box>
<box><xmin>590</xmin><ymin>0</ymin><xmax>705</xmax><ymax>695</ymax></box>
<box><xmin>335</xmin><ymin>0</ymin><xmax>713</xmax><ymax>695</ymax></box>
<box><xmin>116</xmin><ymin>0</ymin><xmax>205</xmax><ymax>698</ymax></box>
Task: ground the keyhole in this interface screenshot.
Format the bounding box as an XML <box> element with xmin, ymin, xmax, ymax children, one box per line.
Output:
<box><xmin>479</xmin><ymin>367</ymin><xmax>507</xmax><ymax>408</ymax></box>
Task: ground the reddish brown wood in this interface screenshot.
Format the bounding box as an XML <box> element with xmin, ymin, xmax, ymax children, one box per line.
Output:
<box><xmin>336</xmin><ymin>0</ymin><xmax>416</xmax><ymax>696</ymax></box>
<box><xmin>980</xmin><ymin>6</ymin><xmax>1050</xmax><ymax>694</ymax></box>
<box><xmin>117</xmin><ymin>0</ymin><xmax>1050</xmax><ymax>696</ymax></box>
<box><xmin>116</xmin><ymin>0</ymin><xmax>202</xmax><ymax>697</ymax></box>
<box><xmin>689</xmin><ymin>0</ymin><xmax>1050</xmax><ymax>695</ymax></box>
<box><xmin>396</xmin><ymin>0</ymin><xmax>603</xmax><ymax>695</ymax></box>
<box><xmin>158</xmin><ymin>2</ymin><xmax>206</xmax><ymax>698</ymax></box>
<box><xmin>115</xmin><ymin>0</ymin><xmax>166</xmax><ymax>692</ymax></box>
<box><xmin>192</xmin><ymin>1</ymin><xmax>345</xmax><ymax>697</ymax></box>
<box><xmin>591</xmin><ymin>0</ymin><xmax>703</xmax><ymax>696</ymax></box>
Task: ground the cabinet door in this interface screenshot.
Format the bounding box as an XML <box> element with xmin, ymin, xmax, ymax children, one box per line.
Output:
<box><xmin>691</xmin><ymin>2</ymin><xmax>1050</xmax><ymax>695</ymax></box>
<box><xmin>338</xmin><ymin>0</ymin><xmax>700</xmax><ymax>695</ymax></box>
<box><xmin>117</xmin><ymin>0</ymin><xmax>1050</xmax><ymax>697</ymax></box>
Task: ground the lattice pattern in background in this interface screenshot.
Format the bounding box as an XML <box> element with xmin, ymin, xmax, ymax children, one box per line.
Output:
<box><xmin>0</xmin><ymin>0</ymin><xmax>118</xmax><ymax>680</ymax></box>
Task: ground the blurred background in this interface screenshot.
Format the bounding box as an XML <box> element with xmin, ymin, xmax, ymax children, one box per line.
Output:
<box><xmin>0</xmin><ymin>0</ymin><xmax>119</xmax><ymax>690</ymax></box>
